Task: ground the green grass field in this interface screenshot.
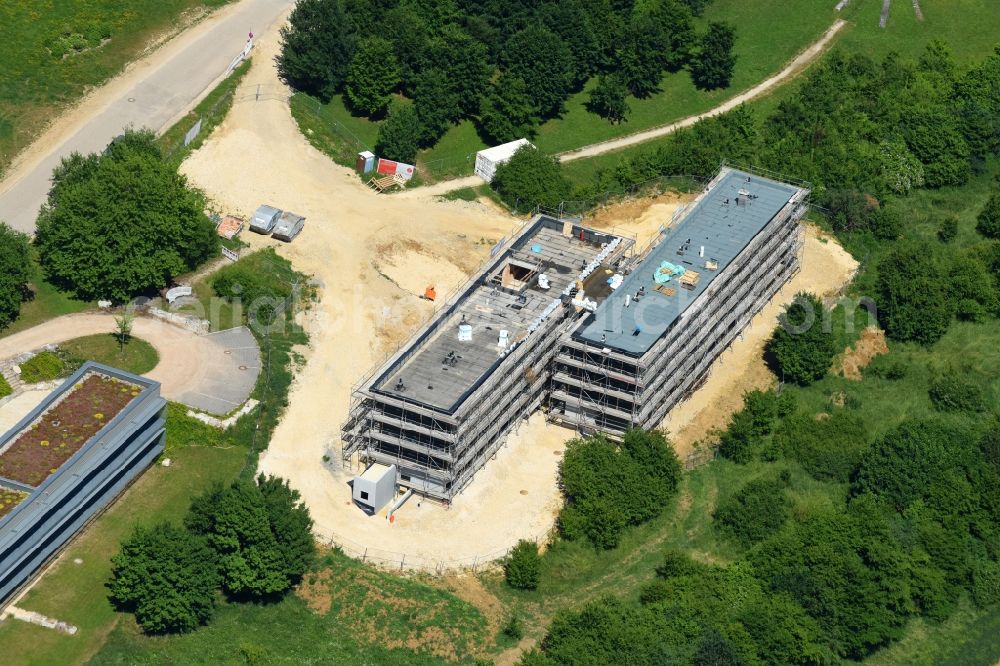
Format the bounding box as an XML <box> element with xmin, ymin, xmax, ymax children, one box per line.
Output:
<box><xmin>0</xmin><ymin>0</ymin><xmax>233</xmax><ymax>177</ymax></box>
<box><xmin>0</xmin><ymin>446</ymin><xmax>244</xmax><ymax>666</ymax></box>
<box><xmin>58</xmin><ymin>333</ymin><xmax>159</xmax><ymax>375</ymax></box>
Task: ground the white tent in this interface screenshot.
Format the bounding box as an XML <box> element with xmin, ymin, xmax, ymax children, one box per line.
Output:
<box><xmin>474</xmin><ymin>138</ymin><xmax>533</xmax><ymax>183</ymax></box>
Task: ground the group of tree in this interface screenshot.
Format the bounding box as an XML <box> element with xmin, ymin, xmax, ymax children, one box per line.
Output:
<box><xmin>277</xmin><ymin>0</ymin><xmax>736</xmax><ymax>162</ymax></box>
<box><xmin>558</xmin><ymin>428</ymin><xmax>681</xmax><ymax>550</ymax></box>
<box><xmin>109</xmin><ymin>475</ymin><xmax>315</xmax><ymax>634</ymax></box>
<box><xmin>34</xmin><ymin>129</ymin><xmax>218</xmax><ymax>304</ymax></box>
<box><xmin>0</xmin><ymin>222</ymin><xmax>32</xmax><ymax>330</ymax></box>
<box><xmin>525</xmin><ymin>407</ymin><xmax>1000</xmax><ymax>665</ymax></box>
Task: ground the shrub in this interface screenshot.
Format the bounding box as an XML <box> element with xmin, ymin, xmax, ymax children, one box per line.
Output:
<box><xmin>714</xmin><ymin>475</ymin><xmax>790</xmax><ymax>546</ymax></box>
<box><xmin>976</xmin><ymin>193</ymin><xmax>1000</xmax><ymax>238</ymax></box>
<box><xmin>504</xmin><ymin>540</ymin><xmax>541</xmax><ymax>591</ymax></box>
<box><xmin>502</xmin><ymin>609</ymin><xmax>525</xmax><ymax>639</ymax></box>
<box><xmin>928</xmin><ymin>373</ymin><xmax>986</xmax><ymax>412</ymax></box>
<box><xmin>972</xmin><ymin>559</ymin><xmax>1000</xmax><ymax>607</ymax></box>
<box><xmin>718</xmin><ymin>390</ymin><xmax>794</xmax><ymax>463</ymax></box>
<box><xmin>937</xmin><ymin>215</ymin><xmax>959</xmax><ymax>242</ymax></box>
<box><xmin>776</xmin><ymin>412</ymin><xmax>870</xmax><ymax>482</ymax></box>
<box><xmin>374</xmin><ymin>103</ymin><xmax>424</xmax><ymax>163</ymax></box>
<box><xmin>18</xmin><ymin>351</ymin><xmax>65</xmax><ymax>383</ymax></box>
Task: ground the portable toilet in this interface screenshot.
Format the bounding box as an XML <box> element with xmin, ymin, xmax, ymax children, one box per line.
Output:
<box><xmin>356</xmin><ymin>150</ymin><xmax>376</xmax><ymax>174</ymax></box>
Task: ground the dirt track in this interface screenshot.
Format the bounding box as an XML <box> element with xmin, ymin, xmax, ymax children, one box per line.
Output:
<box><xmin>174</xmin><ymin>25</ymin><xmax>859</xmax><ymax>567</ymax></box>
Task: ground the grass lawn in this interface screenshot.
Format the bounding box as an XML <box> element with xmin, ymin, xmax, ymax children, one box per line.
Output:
<box><xmin>0</xmin><ymin>255</ymin><xmax>91</xmax><ymax>340</ymax></box>
<box><xmin>0</xmin><ymin>0</ymin><xmax>233</xmax><ymax>177</ymax></box>
<box><xmin>0</xmin><ymin>445</ymin><xmax>244</xmax><ymax>666</ymax></box>
<box><xmin>58</xmin><ymin>333</ymin><xmax>159</xmax><ymax>375</ymax></box>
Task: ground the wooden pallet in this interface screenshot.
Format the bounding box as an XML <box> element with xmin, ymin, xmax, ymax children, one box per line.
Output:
<box><xmin>367</xmin><ymin>174</ymin><xmax>406</xmax><ymax>193</ymax></box>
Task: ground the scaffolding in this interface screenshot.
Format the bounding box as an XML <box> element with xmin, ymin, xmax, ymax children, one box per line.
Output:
<box><xmin>342</xmin><ymin>166</ymin><xmax>810</xmax><ymax>503</ymax></box>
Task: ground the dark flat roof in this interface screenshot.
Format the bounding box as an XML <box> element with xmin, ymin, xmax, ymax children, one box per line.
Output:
<box><xmin>574</xmin><ymin>168</ymin><xmax>803</xmax><ymax>355</ymax></box>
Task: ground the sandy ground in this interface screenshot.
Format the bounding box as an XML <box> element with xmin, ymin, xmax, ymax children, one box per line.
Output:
<box><xmin>0</xmin><ymin>313</ymin><xmax>251</xmax><ymax>407</ymax></box>
<box><xmin>177</xmin><ymin>27</ymin><xmax>860</xmax><ymax>568</ymax></box>
<box><xmin>664</xmin><ymin>226</ymin><xmax>859</xmax><ymax>455</ymax></box>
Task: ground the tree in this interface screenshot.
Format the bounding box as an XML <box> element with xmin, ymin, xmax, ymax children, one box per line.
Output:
<box><xmin>874</xmin><ymin>241</ymin><xmax>953</xmax><ymax>344</ymax></box>
<box><xmin>375</xmin><ymin>103</ymin><xmax>424</xmax><ymax>163</ymax></box>
<box><xmin>421</xmin><ymin>24</ymin><xmax>491</xmax><ymax>119</ymax></box>
<box><xmin>501</xmin><ymin>26</ymin><xmax>576</xmax><ymax>118</ymax></box>
<box><xmin>0</xmin><ymin>222</ymin><xmax>32</xmax><ymax>329</ymax></box>
<box><xmin>108</xmin><ymin>524</ymin><xmax>219</xmax><ymax>634</ymax></box>
<box><xmin>504</xmin><ymin>539</ymin><xmax>541</xmax><ymax>590</ymax></box>
<box><xmin>186</xmin><ymin>478</ymin><xmax>312</xmax><ymax>600</ymax></box>
<box><xmin>34</xmin><ymin>130</ymin><xmax>217</xmax><ymax>303</ymax></box>
<box><xmin>765</xmin><ymin>293</ymin><xmax>836</xmax><ymax>385</ymax></box>
<box><xmin>257</xmin><ymin>474</ymin><xmax>316</xmax><ymax>586</ymax></box>
<box><xmin>491</xmin><ymin>146</ymin><xmax>571</xmax><ymax>212</ymax></box>
<box><xmin>616</xmin><ymin>17</ymin><xmax>668</xmax><ymax>98</ymax></box>
<box><xmin>344</xmin><ymin>37</ymin><xmax>400</xmax><ymax>117</ymax></box>
<box><xmin>114</xmin><ymin>310</ymin><xmax>135</xmax><ymax>354</ymax></box>
<box><xmin>478</xmin><ymin>74</ymin><xmax>539</xmax><ymax>144</ymax></box>
<box><xmin>558</xmin><ymin>429</ymin><xmax>681</xmax><ymax>549</ymax></box>
<box><xmin>587</xmin><ymin>75</ymin><xmax>630</xmax><ymax>123</ymax></box>
<box><xmin>718</xmin><ymin>390</ymin><xmax>793</xmax><ymax>463</ymax></box>
<box><xmin>276</xmin><ymin>0</ymin><xmax>355</xmax><ymax>101</ymax></box>
<box><xmin>977</xmin><ymin>193</ymin><xmax>1000</xmax><ymax>238</ymax></box>
<box><xmin>690</xmin><ymin>22</ymin><xmax>736</xmax><ymax>90</ymax></box>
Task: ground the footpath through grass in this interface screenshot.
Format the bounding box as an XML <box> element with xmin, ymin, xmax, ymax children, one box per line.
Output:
<box><xmin>0</xmin><ymin>0</ymin><xmax>233</xmax><ymax>177</ymax></box>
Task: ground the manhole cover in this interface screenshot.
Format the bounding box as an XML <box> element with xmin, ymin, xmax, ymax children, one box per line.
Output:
<box><xmin>224</xmin><ymin>350</ymin><xmax>232</xmax><ymax>354</ymax></box>
<box><xmin>128</xmin><ymin>97</ymin><xmax>135</xmax><ymax>102</ymax></box>
<box><xmin>520</xmin><ymin>489</ymin><xmax>528</xmax><ymax>496</ymax></box>
<box><xmin>553</xmin><ymin>450</ymin><xmax>562</xmax><ymax>455</ymax></box>
<box><xmin>239</xmin><ymin>365</ymin><xmax>248</xmax><ymax>371</ymax></box>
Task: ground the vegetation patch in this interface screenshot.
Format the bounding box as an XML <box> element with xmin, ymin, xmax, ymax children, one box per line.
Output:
<box><xmin>18</xmin><ymin>350</ymin><xmax>65</xmax><ymax>384</ymax></box>
<box><xmin>0</xmin><ymin>374</ymin><xmax>11</xmax><ymax>400</ymax></box>
<box><xmin>0</xmin><ymin>372</ymin><xmax>139</xmax><ymax>486</ymax></box>
<box><xmin>0</xmin><ymin>488</ymin><xmax>27</xmax><ymax>520</ymax></box>
<box><xmin>296</xmin><ymin>549</ymin><xmax>488</xmax><ymax>662</ymax></box>
<box><xmin>58</xmin><ymin>333</ymin><xmax>159</xmax><ymax>376</ymax></box>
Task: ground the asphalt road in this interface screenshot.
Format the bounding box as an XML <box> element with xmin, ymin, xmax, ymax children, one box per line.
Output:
<box><xmin>0</xmin><ymin>0</ymin><xmax>293</xmax><ymax>234</ymax></box>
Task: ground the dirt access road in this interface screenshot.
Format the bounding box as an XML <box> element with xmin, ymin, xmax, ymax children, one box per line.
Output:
<box><xmin>0</xmin><ymin>0</ymin><xmax>294</xmax><ymax>234</ymax></box>
<box><xmin>403</xmin><ymin>19</ymin><xmax>847</xmax><ymax>200</ymax></box>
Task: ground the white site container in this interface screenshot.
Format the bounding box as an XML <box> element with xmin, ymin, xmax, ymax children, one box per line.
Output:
<box><xmin>474</xmin><ymin>138</ymin><xmax>533</xmax><ymax>183</ymax></box>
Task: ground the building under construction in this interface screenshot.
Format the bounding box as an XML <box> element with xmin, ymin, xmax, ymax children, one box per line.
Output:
<box><xmin>341</xmin><ymin>167</ymin><xmax>809</xmax><ymax>505</ymax></box>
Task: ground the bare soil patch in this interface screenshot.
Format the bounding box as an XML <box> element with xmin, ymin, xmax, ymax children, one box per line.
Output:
<box><xmin>834</xmin><ymin>327</ymin><xmax>888</xmax><ymax>380</ymax></box>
